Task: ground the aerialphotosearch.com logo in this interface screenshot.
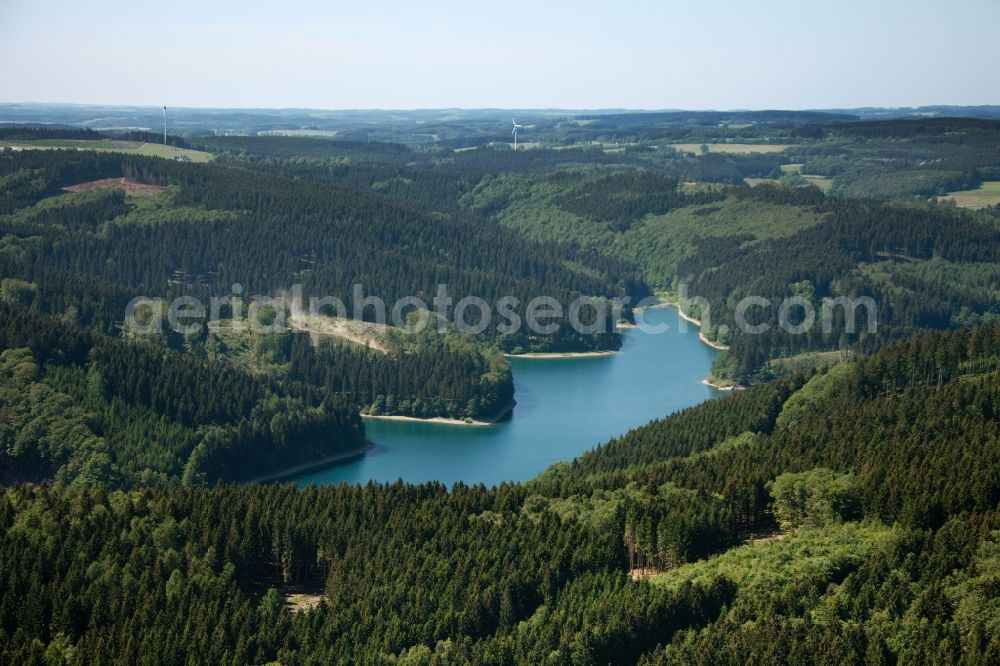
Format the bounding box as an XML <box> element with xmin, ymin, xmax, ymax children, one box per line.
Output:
<box><xmin>123</xmin><ymin>283</ymin><xmax>877</xmax><ymax>343</ymax></box>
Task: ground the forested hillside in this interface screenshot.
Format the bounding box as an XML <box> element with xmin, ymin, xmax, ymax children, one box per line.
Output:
<box><xmin>788</xmin><ymin>117</ymin><xmax>1000</xmax><ymax>199</ymax></box>
<box><xmin>16</xmin><ymin>118</ymin><xmax>996</xmax><ymax>393</ymax></box>
<box><xmin>0</xmin><ymin>301</ymin><xmax>364</xmax><ymax>485</ymax></box>
<box><xmin>0</xmin><ymin>142</ymin><xmax>645</xmax><ymax>420</ymax></box>
<box><xmin>448</xmin><ymin>123</ymin><xmax>1000</xmax><ymax>385</ymax></box>
<box><xmin>0</xmin><ymin>147</ymin><xmax>639</xmax><ymax>349</ymax></box>
<box><xmin>1</xmin><ymin>324</ymin><xmax>998</xmax><ymax>663</ymax></box>
<box><xmin>2</xmin><ymin>115</ymin><xmax>1000</xmax><ymax>664</ymax></box>
<box><xmin>681</xmin><ymin>193</ymin><xmax>1000</xmax><ymax>383</ymax></box>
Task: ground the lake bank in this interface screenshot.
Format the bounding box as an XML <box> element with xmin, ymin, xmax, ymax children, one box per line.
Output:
<box><xmin>671</xmin><ymin>306</ymin><xmax>731</xmax><ymax>351</ymax></box>
<box><xmin>364</xmin><ymin>414</ymin><xmax>493</xmax><ymax>427</ymax></box>
<box><xmin>644</xmin><ymin>297</ymin><xmax>730</xmax><ymax>352</ymax></box>
<box><xmin>290</xmin><ymin>306</ymin><xmax>722</xmax><ymax>487</ymax></box>
<box><xmin>362</xmin><ymin>399</ymin><xmax>516</xmax><ymax>427</ymax></box>
<box><xmin>702</xmin><ymin>377</ymin><xmax>743</xmax><ymax>391</ymax></box>
<box><xmin>506</xmin><ymin>350</ymin><xmax>617</xmax><ymax>359</ymax></box>
<box><xmin>666</xmin><ymin>305</ymin><xmax>740</xmax><ymax>389</ymax></box>
<box><xmin>246</xmin><ymin>442</ymin><xmax>374</xmax><ymax>483</ymax></box>
<box><xmin>635</xmin><ymin>297</ymin><xmax>739</xmax><ymax>389</ymax></box>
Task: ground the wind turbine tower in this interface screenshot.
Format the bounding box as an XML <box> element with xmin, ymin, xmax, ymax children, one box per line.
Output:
<box><xmin>162</xmin><ymin>106</ymin><xmax>167</xmax><ymax>145</ymax></box>
<box><xmin>512</xmin><ymin>118</ymin><xmax>524</xmax><ymax>151</ymax></box>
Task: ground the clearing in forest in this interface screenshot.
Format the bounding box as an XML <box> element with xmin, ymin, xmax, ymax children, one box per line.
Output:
<box><xmin>938</xmin><ymin>181</ymin><xmax>1000</xmax><ymax>209</ymax></box>
<box><xmin>62</xmin><ymin>177</ymin><xmax>166</xmax><ymax>195</ymax></box>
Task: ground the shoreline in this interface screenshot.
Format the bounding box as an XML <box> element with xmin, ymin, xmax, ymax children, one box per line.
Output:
<box><xmin>697</xmin><ymin>332</ymin><xmax>729</xmax><ymax>351</ymax></box>
<box><xmin>633</xmin><ymin>301</ymin><xmax>673</xmax><ymax>311</ymax></box>
<box><xmin>363</xmin><ymin>399</ymin><xmax>516</xmax><ymax>427</ymax></box>
<box><xmin>506</xmin><ymin>350</ymin><xmax>617</xmax><ymax>359</ymax></box>
<box><xmin>644</xmin><ymin>298</ymin><xmax>731</xmax><ymax>351</ymax></box>
<box><xmin>643</xmin><ymin>296</ymin><xmax>744</xmax><ymax>390</ymax></box>
<box><xmin>246</xmin><ymin>442</ymin><xmax>374</xmax><ymax>483</ymax></box>
<box><xmin>364</xmin><ymin>414</ymin><xmax>495</xmax><ymax>427</ymax></box>
<box><xmin>668</xmin><ymin>304</ymin><xmax>731</xmax><ymax>351</ymax></box>
<box><xmin>702</xmin><ymin>378</ymin><xmax>744</xmax><ymax>391</ymax></box>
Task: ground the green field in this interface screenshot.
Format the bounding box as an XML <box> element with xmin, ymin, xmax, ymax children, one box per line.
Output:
<box><xmin>746</xmin><ymin>173</ymin><xmax>833</xmax><ymax>192</ymax></box>
<box><xmin>800</xmin><ymin>174</ymin><xmax>834</xmax><ymax>191</ymax></box>
<box><xmin>743</xmin><ymin>177</ymin><xmax>778</xmax><ymax>187</ymax></box>
<box><xmin>2</xmin><ymin>139</ymin><xmax>213</xmax><ymax>162</ymax></box>
<box><xmin>747</xmin><ymin>165</ymin><xmax>834</xmax><ymax>192</ymax></box>
<box><xmin>938</xmin><ymin>181</ymin><xmax>1000</xmax><ymax>209</ymax></box>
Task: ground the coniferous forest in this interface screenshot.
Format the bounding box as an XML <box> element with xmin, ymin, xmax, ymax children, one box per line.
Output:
<box><xmin>1</xmin><ymin>106</ymin><xmax>1000</xmax><ymax>665</ymax></box>
<box><xmin>2</xmin><ymin>323</ymin><xmax>999</xmax><ymax>663</ymax></box>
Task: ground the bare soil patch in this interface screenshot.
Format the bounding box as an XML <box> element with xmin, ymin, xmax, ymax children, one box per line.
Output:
<box><xmin>747</xmin><ymin>528</ymin><xmax>787</xmax><ymax>546</ymax></box>
<box><xmin>628</xmin><ymin>567</ymin><xmax>664</xmax><ymax>581</ymax></box>
<box><xmin>63</xmin><ymin>178</ymin><xmax>166</xmax><ymax>196</ymax></box>
<box><xmin>285</xmin><ymin>593</ymin><xmax>324</xmax><ymax>613</ymax></box>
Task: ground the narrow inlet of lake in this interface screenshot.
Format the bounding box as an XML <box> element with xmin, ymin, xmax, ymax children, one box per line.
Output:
<box><xmin>293</xmin><ymin>306</ymin><xmax>721</xmax><ymax>487</ymax></box>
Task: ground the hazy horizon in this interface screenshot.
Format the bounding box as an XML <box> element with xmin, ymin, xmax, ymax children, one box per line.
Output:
<box><xmin>3</xmin><ymin>0</ymin><xmax>999</xmax><ymax>110</ymax></box>
<box><xmin>3</xmin><ymin>101</ymin><xmax>998</xmax><ymax>114</ymax></box>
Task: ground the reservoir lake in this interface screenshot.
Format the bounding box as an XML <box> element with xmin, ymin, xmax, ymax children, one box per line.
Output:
<box><xmin>293</xmin><ymin>306</ymin><xmax>721</xmax><ymax>487</ymax></box>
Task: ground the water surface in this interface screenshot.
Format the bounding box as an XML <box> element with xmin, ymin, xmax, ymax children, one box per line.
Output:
<box><xmin>294</xmin><ymin>307</ymin><xmax>720</xmax><ymax>486</ymax></box>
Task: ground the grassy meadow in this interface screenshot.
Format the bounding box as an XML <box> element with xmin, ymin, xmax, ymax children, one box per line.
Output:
<box><xmin>938</xmin><ymin>181</ymin><xmax>1000</xmax><ymax>208</ymax></box>
<box><xmin>1</xmin><ymin>138</ymin><xmax>213</xmax><ymax>162</ymax></box>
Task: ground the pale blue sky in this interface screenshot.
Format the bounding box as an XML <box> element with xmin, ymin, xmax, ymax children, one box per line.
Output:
<box><xmin>2</xmin><ymin>0</ymin><xmax>998</xmax><ymax>109</ymax></box>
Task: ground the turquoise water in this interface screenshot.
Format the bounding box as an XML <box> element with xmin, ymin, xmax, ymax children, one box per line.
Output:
<box><xmin>293</xmin><ymin>306</ymin><xmax>721</xmax><ymax>487</ymax></box>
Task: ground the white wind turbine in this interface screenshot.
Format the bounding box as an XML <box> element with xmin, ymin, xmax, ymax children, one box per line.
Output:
<box><xmin>512</xmin><ymin>118</ymin><xmax>524</xmax><ymax>151</ymax></box>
